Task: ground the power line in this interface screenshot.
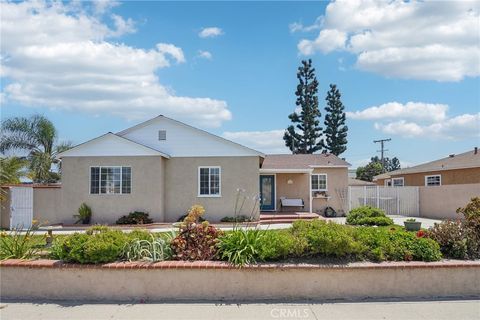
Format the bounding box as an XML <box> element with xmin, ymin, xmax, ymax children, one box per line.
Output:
<box><xmin>373</xmin><ymin>138</ymin><xmax>391</xmax><ymax>172</ymax></box>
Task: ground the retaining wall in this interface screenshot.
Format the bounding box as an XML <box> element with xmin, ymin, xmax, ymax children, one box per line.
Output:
<box><xmin>1</xmin><ymin>260</ymin><xmax>479</xmax><ymax>301</ymax></box>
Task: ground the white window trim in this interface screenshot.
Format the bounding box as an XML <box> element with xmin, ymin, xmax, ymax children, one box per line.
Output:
<box><xmin>392</xmin><ymin>177</ymin><xmax>404</xmax><ymax>187</ymax></box>
<box><xmin>425</xmin><ymin>174</ymin><xmax>442</xmax><ymax>186</ymax></box>
<box><xmin>311</xmin><ymin>173</ymin><xmax>328</xmax><ymax>192</ymax></box>
<box><xmin>197</xmin><ymin>166</ymin><xmax>222</xmax><ymax>197</ymax></box>
<box><xmin>384</xmin><ymin>179</ymin><xmax>392</xmax><ymax>187</ymax></box>
<box><xmin>89</xmin><ymin>166</ymin><xmax>132</xmax><ymax>195</ymax></box>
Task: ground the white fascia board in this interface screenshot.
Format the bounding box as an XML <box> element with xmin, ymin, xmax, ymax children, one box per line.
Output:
<box><xmin>259</xmin><ymin>168</ymin><xmax>314</xmax><ymax>174</ymax></box>
<box><xmin>57</xmin><ymin>133</ymin><xmax>170</xmax><ymax>158</ymax></box>
<box><xmin>308</xmin><ymin>165</ymin><xmax>349</xmax><ymax>168</ymax></box>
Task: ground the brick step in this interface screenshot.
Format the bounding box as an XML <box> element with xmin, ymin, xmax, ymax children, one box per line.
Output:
<box><xmin>259</xmin><ymin>217</ymin><xmax>319</xmax><ymax>225</ymax></box>
<box><xmin>260</xmin><ymin>213</ymin><xmax>320</xmax><ymax>220</ymax></box>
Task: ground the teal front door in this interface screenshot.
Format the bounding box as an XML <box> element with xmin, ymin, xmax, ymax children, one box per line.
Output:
<box><xmin>260</xmin><ymin>175</ymin><xmax>275</xmax><ymax>211</ymax></box>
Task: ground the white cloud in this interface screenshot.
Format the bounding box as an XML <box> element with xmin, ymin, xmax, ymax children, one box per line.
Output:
<box><xmin>374</xmin><ymin>113</ymin><xmax>480</xmax><ymax>140</ymax></box>
<box><xmin>223</xmin><ymin>130</ymin><xmax>288</xmax><ymax>154</ymax></box>
<box><xmin>198</xmin><ymin>27</ymin><xmax>223</xmax><ymax>38</ymax></box>
<box><xmin>297</xmin><ymin>0</ymin><xmax>480</xmax><ymax>81</ymax></box>
<box><xmin>347</xmin><ymin>102</ymin><xmax>448</xmax><ymax>122</ymax></box>
<box><xmin>298</xmin><ymin>29</ymin><xmax>347</xmax><ymax>54</ymax></box>
<box><xmin>156</xmin><ymin>43</ymin><xmax>185</xmax><ymax>63</ymax></box>
<box><xmin>0</xmin><ymin>1</ymin><xmax>231</xmax><ymax>127</ymax></box>
<box><xmin>198</xmin><ymin>50</ymin><xmax>213</xmax><ymax>60</ymax></box>
<box><xmin>289</xmin><ymin>17</ymin><xmax>323</xmax><ymax>33</ymax></box>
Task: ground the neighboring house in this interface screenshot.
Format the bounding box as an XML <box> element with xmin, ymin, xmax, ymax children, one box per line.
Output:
<box><xmin>259</xmin><ymin>154</ymin><xmax>350</xmax><ymax>215</ymax></box>
<box><xmin>348</xmin><ymin>178</ymin><xmax>376</xmax><ymax>187</ymax></box>
<box><xmin>374</xmin><ymin>148</ymin><xmax>480</xmax><ymax>187</ymax></box>
<box><xmin>0</xmin><ymin>115</ymin><xmax>351</xmax><ymax>228</ymax></box>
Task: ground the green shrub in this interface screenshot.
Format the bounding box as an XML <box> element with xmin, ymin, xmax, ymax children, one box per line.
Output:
<box><xmin>74</xmin><ymin>203</ymin><xmax>92</xmax><ymax>224</ymax></box>
<box><xmin>291</xmin><ymin>220</ymin><xmax>364</xmax><ymax>258</ymax></box>
<box><xmin>346</xmin><ymin>206</ymin><xmax>393</xmax><ymax>226</ymax></box>
<box><xmin>354</xmin><ymin>227</ymin><xmax>441</xmax><ymax>262</ymax></box>
<box><xmin>220</xmin><ymin>215</ymin><xmax>254</xmax><ymax>223</ymax></box>
<box><xmin>171</xmin><ymin>205</ymin><xmax>222</xmax><ymax>261</ymax></box>
<box><xmin>0</xmin><ymin>222</ymin><xmax>44</xmax><ymax>260</ymax></box>
<box><xmin>123</xmin><ymin>233</ymin><xmax>173</xmax><ymax>262</ymax></box>
<box><xmin>456</xmin><ymin>197</ymin><xmax>480</xmax><ymax>259</ymax></box>
<box><xmin>127</xmin><ymin>229</ymin><xmax>153</xmax><ymax>241</ymax></box>
<box><xmin>50</xmin><ymin>229</ymin><xmax>127</xmax><ymax>264</ymax></box>
<box><xmin>219</xmin><ymin>229</ymin><xmax>266</xmax><ymax>265</ymax></box>
<box><xmin>257</xmin><ymin>230</ymin><xmax>301</xmax><ymax>260</ymax></box>
<box><xmin>116</xmin><ymin>211</ymin><xmax>153</xmax><ymax>225</ymax></box>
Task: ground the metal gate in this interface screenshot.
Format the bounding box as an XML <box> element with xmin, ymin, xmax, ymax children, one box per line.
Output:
<box><xmin>348</xmin><ymin>186</ymin><xmax>419</xmax><ymax>216</ymax></box>
<box><xmin>10</xmin><ymin>187</ymin><xmax>34</xmax><ymax>229</ymax></box>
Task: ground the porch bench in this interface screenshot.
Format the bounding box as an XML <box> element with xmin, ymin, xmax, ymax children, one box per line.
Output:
<box><xmin>280</xmin><ymin>198</ymin><xmax>304</xmax><ymax>211</ymax></box>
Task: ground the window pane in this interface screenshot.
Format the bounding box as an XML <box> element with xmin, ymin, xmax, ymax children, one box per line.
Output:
<box><xmin>311</xmin><ymin>175</ymin><xmax>319</xmax><ymax>190</ymax></box>
<box><xmin>318</xmin><ymin>175</ymin><xmax>327</xmax><ymax>190</ymax></box>
<box><xmin>122</xmin><ymin>167</ymin><xmax>131</xmax><ymax>194</ymax></box>
<box><xmin>200</xmin><ymin>168</ymin><xmax>210</xmax><ymax>195</ymax></box>
<box><xmin>210</xmin><ymin>169</ymin><xmax>220</xmax><ymax>195</ymax></box>
<box><xmin>90</xmin><ymin>167</ymin><xmax>99</xmax><ymax>194</ymax></box>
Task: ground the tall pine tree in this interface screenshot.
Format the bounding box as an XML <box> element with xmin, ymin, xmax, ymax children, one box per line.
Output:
<box><xmin>283</xmin><ymin>59</ymin><xmax>323</xmax><ymax>154</ymax></box>
<box><xmin>321</xmin><ymin>84</ymin><xmax>348</xmax><ymax>156</ymax></box>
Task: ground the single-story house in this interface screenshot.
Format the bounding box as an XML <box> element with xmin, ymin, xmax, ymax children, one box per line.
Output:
<box><xmin>259</xmin><ymin>154</ymin><xmax>350</xmax><ymax>215</ymax></box>
<box><xmin>348</xmin><ymin>178</ymin><xmax>376</xmax><ymax>187</ymax></box>
<box><xmin>1</xmin><ymin>115</ymin><xmax>350</xmax><ymax>228</ymax></box>
<box><xmin>374</xmin><ymin>148</ymin><xmax>480</xmax><ymax>187</ymax></box>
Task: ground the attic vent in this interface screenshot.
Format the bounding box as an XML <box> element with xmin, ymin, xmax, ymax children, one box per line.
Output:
<box><xmin>158</xmin><ymin>130</ymin><xmax>167</xmax><ymax>141</ymax></box>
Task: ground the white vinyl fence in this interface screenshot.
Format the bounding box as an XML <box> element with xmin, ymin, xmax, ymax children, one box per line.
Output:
<box><xmin>348</xmin><ymin>186</ymin><xmax>419</xmax><ymax>216</ymax></box>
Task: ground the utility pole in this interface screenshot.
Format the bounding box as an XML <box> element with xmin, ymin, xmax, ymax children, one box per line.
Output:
<box><xmin>373</xmin><ymin>138</ymin><xmax>391</xmax><ymax>172</ymax></box>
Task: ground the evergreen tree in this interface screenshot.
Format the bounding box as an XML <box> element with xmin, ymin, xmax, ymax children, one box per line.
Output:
<box><xmin>321</xmin><ymin>84</ymin><xmax>348</xmax><ymax>155</ymax></box>
<box><xmin>356</xmin><ymin>162</ymin><xmax>383</xmax><ymax>182</ymax></box>
<box><xmin>370</xmin><ymin>156</ymin><xmax>401</xmax><ymax>172</ymax></box>
<box><xmin>283</xmin><ymin>59</ymin><xmax>323</xmax><ymax>154</ymax></box>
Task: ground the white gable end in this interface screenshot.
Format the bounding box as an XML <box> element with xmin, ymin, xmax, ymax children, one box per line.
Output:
<box><xmin>58</xmin><ymin>133</ymin><xmax>168</xmax><ymax>158</ymax></box>
<box><xmin>118</xmin><ymin>116</ymin><xmax>263</xmax><ymax>157</ymax></box>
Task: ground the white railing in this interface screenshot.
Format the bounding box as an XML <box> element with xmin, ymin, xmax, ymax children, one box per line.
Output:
<box><xmin>348</xmin><ymin>186</ymin><xmax>419</xmax><ymax>216</ymax></box>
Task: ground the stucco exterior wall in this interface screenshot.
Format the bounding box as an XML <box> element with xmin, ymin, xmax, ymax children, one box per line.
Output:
<box><xmin>311</xmin><ymin>167</ymin><xmax>348</xmax><ymax>216</ymax></box>
<box><xmin>32</xmin><ymin>187</ymin><xmax>62</xmax><ymax>224</ymax></box>
<box><xmin>61</xmin><ymin>156</ymin><xmax>165</xmax><ymax>224</ymax></box>
<box><xmin>377</xmin><ymin>167</ymin><xmax>480</xmax><ymax>186</ymax></box>
<box><xmin>419</xmin><ymin>183</ymin><xmax>480</xmax><ymax>219</ymax></box>
<box><xmin>275</xmin><ymin>173</ymin><xmax>310</xmax><ymax>212</ymax></box>
<box><xmin>164</xmin><ymin>157</ymin><xmax>260</xmax><ymax>222</ymax></box>
<box><xmin>2</xmin><ymin>262</ymin><xmax>478</xmax><ymax>301</ymax></box>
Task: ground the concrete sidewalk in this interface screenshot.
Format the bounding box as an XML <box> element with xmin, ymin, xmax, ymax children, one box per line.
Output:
<box><xmin>1</xmin><ymin>299</ymin><xmax>479</xmax><ymax>320</ymax></box>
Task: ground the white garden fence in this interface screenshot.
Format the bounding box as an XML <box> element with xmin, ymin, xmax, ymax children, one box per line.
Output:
<box><xmin>348</xmin><ymin>186</ymin><xmax>419</xmax><ymax>217</ymax></box>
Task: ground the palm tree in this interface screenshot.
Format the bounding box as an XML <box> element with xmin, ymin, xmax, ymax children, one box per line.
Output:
<box><xmin>0</xmin><ymin>157</ymin><xmax>28</xmax><ymax>201</ymax></box>
<box><xmin>0</xmin><ymin>115</ymin><xmax>72</xmax><ymax>183</ymax></box>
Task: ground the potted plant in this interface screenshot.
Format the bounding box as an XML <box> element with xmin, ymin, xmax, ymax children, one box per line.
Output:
<box><xmin>74</xmin><ymin>203</ymin><xmax>92</xmax><ymax>224</ymax></box>
<box><xmin>404</xmin><ymin>218</ymin><xmax>421</xmax><ymax>231</ymax></box>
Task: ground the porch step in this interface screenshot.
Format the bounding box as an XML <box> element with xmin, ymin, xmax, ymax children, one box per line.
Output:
<box><xmin>259</xmin><ymin>217</ymin><xmax>320</xmax><ymax>225</ymax></box>
<box><xmin>259</xmin><ymin>212</ymin><xmax>322</xmax><ymax>224</ymax></box>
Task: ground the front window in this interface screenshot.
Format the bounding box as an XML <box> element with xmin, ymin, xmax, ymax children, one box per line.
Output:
<box><xmin>385</xmin><ymin>179</ymin><xmax>392</xmax><ymax>187</ymax></box>
<box><xmin>392</xmin><ymin>177</ymin><xmax>404</xmax><ymax>187</ymax></box>
<box><xmin>90</xmin><ymin>166</ymin><xmax>131</xmax><ymax>194</ymax></box>
<box><xmin>198</xmin><ymin>167</ymin><xmax>221</xmax><ymax>196</ymax></box>
<box><xmin>425</xmin><ymin>175</ymin><xmax>441</xmax><ymax>186</ymax></box>
<box><xmin>311</xmin><ymin>174</ymin><xmax>327</xmax><ymax>192</ymax></box>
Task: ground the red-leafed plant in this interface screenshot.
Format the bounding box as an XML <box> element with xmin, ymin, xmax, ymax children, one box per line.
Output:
<box><xmin>416</xmin><ymin>230</ymin><xmax>426</xmax><ymax>238</ymax></box>
<box><xmin>171</xmin><ymin>205</ymin><xmax>223</xmax><ymax>261</ymax></box>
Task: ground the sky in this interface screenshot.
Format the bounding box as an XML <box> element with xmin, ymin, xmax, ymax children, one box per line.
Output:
<box><xmin>1</xmin><ymin>0</ymin><xmax>479</xmax><ymax>168</ymax></box>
